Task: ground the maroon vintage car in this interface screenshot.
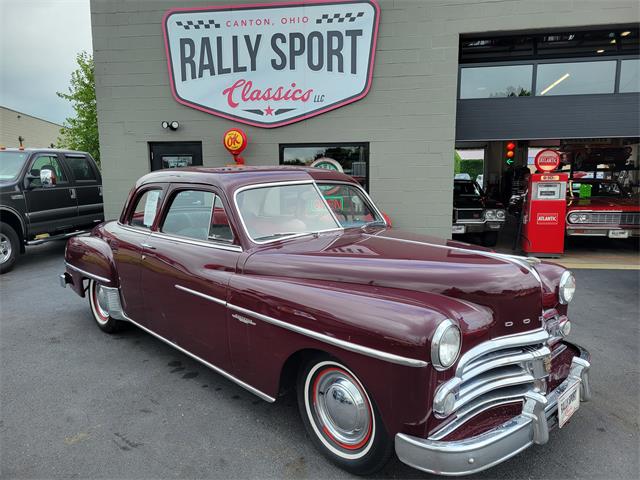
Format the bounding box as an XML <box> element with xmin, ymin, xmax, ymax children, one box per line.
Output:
<box><xmin>60</xmin><ymin>166</ymin><xmax>591</xmax><ymax>476</ymax></box>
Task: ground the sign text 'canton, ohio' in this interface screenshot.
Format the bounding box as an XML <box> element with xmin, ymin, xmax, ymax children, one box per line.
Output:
<box><xmin>162</xmin><ymin>0</ymin><xmax>380</xmax><ymax>128</ymax></box>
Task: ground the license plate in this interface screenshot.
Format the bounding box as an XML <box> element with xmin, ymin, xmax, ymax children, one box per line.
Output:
<box><xmin>558</xmin><ymin>381</ymin><xmax>580</xmax><ymax>428</ymax></box>
<box><xmin>608</xmin><ymin>230</ymin><xmax>629</xmax><ymax>238</ymax></box>
<box><xmin>452</xmin><ymin>225</ymin><xmax>466</xmax><ymax>234</ymax></box>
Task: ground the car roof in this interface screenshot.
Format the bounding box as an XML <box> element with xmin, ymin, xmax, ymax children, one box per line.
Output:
<box><xmin>136</xmin><ymin>166</ymin><xmax>360</xmax><ymax>191</ymax></box>
<box><xmin>0</xmin><ymin>147</ymin><xmax>89</xmax><ymax>155</ymax></box>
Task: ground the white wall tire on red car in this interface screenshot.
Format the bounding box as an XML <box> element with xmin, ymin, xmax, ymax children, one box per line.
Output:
<box><xmin>88</xmin><ymin>279</ymin><xmax>122</xmax><ymax>333</ymax></box>
<box><xmin>297</xmin><ymin>357</ymin><xmax>393</xmax><ymax>475</ymax></box>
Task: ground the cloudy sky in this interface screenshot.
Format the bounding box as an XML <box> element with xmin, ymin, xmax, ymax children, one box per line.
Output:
<box><xmin>0</xmin><ymin>0</ymin><xmax>93</xmax><ymax>125</ymax></box>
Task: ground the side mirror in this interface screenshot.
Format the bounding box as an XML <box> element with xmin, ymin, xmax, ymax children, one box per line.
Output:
<box><xmin>40</xmin><ymin>169</ymin><xmax>56</xmax><ymax>187</ymax></box>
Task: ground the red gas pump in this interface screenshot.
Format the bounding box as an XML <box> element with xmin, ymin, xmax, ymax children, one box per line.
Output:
<box><xmin>521</xmin><ymin>150</ymin><xmax>567</xmax><ymax>257</ymax></box>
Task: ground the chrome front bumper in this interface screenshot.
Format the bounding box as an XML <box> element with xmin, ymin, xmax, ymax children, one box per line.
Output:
<box><xmin>395</xmin><ymin>344</ymin><xmax>591</xmax><ymax>476</ymax></box>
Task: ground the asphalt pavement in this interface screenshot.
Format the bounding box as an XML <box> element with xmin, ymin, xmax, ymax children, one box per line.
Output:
<box><xmin>1</xmin><ymin>241</ymin><xmax>638</xmax><ymax>479</ymax></box>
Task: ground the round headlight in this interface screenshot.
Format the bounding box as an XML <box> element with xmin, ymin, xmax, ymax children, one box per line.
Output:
<box><xmin>496</xmin><ymin>210</ymin><xmax>506</xmax><ymax>220</ymax></box>
<box><xmin>568</xmin><ymin>213</ymin><xmax>589</xmax><ymax>223</ymax></box>
<box><xmin>559</xmin><ymin>271</ymin><xmax>576</xmax><ymax>304</ymax></box>
<box><xmin>431</xmin><ymin>320</ymin><xmax>461</xmax><ymax>370</ymax></box>
<box><xmin>485</xmin><ymin>210</ymin><xmax>497</xmax><ymax>220</ymax></box>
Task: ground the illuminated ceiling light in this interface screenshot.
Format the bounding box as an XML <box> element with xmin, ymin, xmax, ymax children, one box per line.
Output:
<box><xmin>596</xmin><ymin>49</ymin><xmax>605</xmax><ymax>53</ymax></box>
<box><xmin>540</xmin><ymin>73</ymin><xmax>570</xmax><ymax>96</ymax></box>
<box><xmin>621</xmin><ymin>31</ymin><xmax>631</xmax><ymax>37</ymax></box>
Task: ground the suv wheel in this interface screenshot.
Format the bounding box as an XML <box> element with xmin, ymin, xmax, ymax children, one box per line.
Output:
<box><xmin>0</xmin><ymin>222</ymin><xmax>20</xmax><ymax>274</ymax></box>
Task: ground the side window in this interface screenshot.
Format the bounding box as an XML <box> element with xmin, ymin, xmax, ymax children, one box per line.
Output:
<box><xmin>30</xmin><ymin>155</ymin><xmax>67</xmax><ymax>186</ymax></box>
<box><xmin>65</xmin><ymin>156</ymin><xmax>97</xmax><ymax>181</ymax></box>
<box><xmin>129</xmin><ymin>189</ymin><xmax>161</xmax><ymax>229</ymax></box>
<box><xmin>162</xmin><ymin>190</ymin><xmax>234</xmax><ymax>244</ymax></box>
<box><xmin>210</xmin><ymin>195</ymin><xmax>234</xmax><ymax>243</ymax></box>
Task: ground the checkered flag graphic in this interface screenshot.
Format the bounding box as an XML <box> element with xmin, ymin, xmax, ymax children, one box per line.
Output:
<box><xmin>316</xmin><ymin>11</ymin><xmax>365</xmax><ymax>24</ymax></box>
<box><xmin>176</xmin><ymin>19</ymin><xmax>221</xmax><ymax>30</ymax></box>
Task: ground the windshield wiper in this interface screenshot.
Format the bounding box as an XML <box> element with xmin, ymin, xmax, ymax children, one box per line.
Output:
<box><xmin>253</xmin><ymin>231</ymin><xmax>317</xmax><ymax>242</ymax></box>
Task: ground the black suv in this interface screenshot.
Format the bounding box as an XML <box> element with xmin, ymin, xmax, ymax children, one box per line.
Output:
<box><xmin>452</xmin><ymin>179</ymin><xmax>506</xmax><ymax>247</ymax></box>
<box><xmin>0</xmin><ymin>148</ymin><xmax>104</xmax><ymax>273</ymax></box>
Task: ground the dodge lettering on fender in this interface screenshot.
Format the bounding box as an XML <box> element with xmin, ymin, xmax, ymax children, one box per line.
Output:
<box><xmin>61</xmin><ymin>167</ymin><xmax>591</xmax><ymax>476</ymax></box>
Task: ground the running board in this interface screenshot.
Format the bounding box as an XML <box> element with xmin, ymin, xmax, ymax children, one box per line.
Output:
<box><xmin>27</xmin><ymin>230</ymin><xmax>90</xmax><ymax>246</ymax></box>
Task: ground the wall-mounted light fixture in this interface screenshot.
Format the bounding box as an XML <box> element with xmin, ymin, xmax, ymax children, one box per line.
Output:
<box><xmin>161</xmin><ymin>121</ymin><xmax>180</xmax><ymax>131</ymax></box>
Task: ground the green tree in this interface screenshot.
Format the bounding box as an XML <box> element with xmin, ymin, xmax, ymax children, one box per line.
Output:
<box><xmin>56</xmin><ymin>52</ymin><xmax>100</xmax><ymax>165</ymax></box>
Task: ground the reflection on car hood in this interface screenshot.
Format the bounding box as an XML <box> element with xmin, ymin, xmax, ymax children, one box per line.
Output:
<box><xmin>566</xmin><ymin>196</ymin><xmax>640</xmax><ymax>211</ymax></box>
<box><xmin>244</xmin><ymin>228</ymin><xmax>546</xmax><ymax>338</ymax></box>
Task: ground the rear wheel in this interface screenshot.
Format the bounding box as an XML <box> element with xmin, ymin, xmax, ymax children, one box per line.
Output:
<box><xmin>88</xmin><ymin>279</ymin><xmax>122</xmax><ymax>333</ymax></box>
<box><xmin>0</xmin><ymin>222</ymin><xmax>20</xmax><ymax>274</ymax></box>
<box><xmin>297</xmin><ymin>356</ymin><xmax>393</xmax><ymax>475</ymax></box>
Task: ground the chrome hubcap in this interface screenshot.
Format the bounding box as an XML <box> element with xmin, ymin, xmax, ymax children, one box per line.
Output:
<box><xmin>0</xmin><ymin>233</ymin><xmax>12</xmax><ymax>264</ymax></box>
<box><xmin>313</xmin><ymin>369</ymin><xmax>371</xmax><ymax>448</ymax></box>
<box><xmin>93</xmin><ymin>283</ymin><xmax>110</xmax><ymax>322</ymax></box>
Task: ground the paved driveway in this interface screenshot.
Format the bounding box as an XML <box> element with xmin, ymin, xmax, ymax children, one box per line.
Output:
<box><xmin>1</xmin><ymin>242</ymin><xmax>638</xmax><ymax>479</ymax></box>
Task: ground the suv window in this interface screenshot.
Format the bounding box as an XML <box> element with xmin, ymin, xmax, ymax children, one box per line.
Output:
<box><xmin>162</xmin><ymin>190</ymin><xmax>234</xmax><ymax>243</ymax></box>
<box><xmin>65</xmin><ymin>156</ymin><xmax>97</xmax><ymax>181</ymax></box>
<box><xmin>130</xmin><ymin>189</ymin><xmax>161</xmax><ymax>229</ymax></box>
<box><xmin>30</xmin><ymin>155</ymin><xmax>67</xmax><ymax>186</ymax></box>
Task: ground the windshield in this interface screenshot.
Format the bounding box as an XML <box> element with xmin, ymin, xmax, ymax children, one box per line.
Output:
<box><xmin>235</xmin><ymin>182</ymin><xmax>341</xmax><ymax>243</ymax></box>
<box><xmin>454</xmin><ymin>181</ymin><xmax>483</xmax><ymax>198</ymax></box>
<box><xmin>0</xmin><ymin>151</ymin><xmax>29</xmax><ymax>181</ymax></box>
<box><xmin>570</xmin><ymin>181</ymin><xmax>626</xmax><ymax>198</ymax></box>
<box><xmin>318</xmin><ymin>183</ymin><xmax>384</xmax><ymax>228</ymax></box>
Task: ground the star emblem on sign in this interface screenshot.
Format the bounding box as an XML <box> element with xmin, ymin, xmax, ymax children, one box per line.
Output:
<box><xmin>264</xmin><ymin>105</ymin><xmax>274</xmax><ymax>115</ymax></box>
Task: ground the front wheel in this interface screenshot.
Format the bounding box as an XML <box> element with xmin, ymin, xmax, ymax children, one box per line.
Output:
<box><xmin>0</xmin><ymin>222</ymin><xmax>20</xmax><ymax>274</ymax></box>
<box><xmin>297</xmin><ymin>357</ymin><xmax>393</xmax><ymax>475</ymax></box>
<box><xmin>88</xmin><ymin>279</ymin><xmax>123</xmax><ymax>333</ymax></box>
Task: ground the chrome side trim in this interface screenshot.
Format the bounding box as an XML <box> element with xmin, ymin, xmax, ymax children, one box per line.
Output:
<box><xmin>175</xmin><ymin>284</ymin><xmax>226</xmax><ymax>306</ymax></box>
<box><xmin>65</xmin><ymin>262</ymin><xmax>111</xmax><ymax>284</ymax></box>
<box><xmin>152</xmin><ymin>231</ymin><xmax>243</xmax><ymax>252</ymax></box>
<box><xmin>232</xmin><ymin>180</ymin><xmax>344</xmax><ymax>245</ymax></box>
<box><xmin>173</xmin><ymin>283</ymin><xmax>425</xmax><ymax>367</ymax></box>
<box><xmin>122</xmin><ymin>311</ymin><xmax>275</xmax><ymax>403</ymax></box>
<box><xmin>226</xmin><ymin>302</ymin><xmax>428</xmax><ymax>368</ymax></box>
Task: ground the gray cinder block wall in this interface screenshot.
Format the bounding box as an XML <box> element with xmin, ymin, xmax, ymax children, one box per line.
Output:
<box><xmin>90</xmin><ymin>0</ymin><xmax>639</xmax><ymax>237</ymax></box>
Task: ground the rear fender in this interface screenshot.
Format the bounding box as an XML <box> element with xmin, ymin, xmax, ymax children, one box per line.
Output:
<box><xmin>64</xmin><ymin>235</ymin><xmax>118</xmax><ymax>297</ymax></box>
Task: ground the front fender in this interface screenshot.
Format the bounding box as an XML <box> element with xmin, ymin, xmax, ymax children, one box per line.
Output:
<box><xmin>226</xmin><ymin>275</ymin><xmax>494</xmax><ymax>439</ymax></box>
<box><xmin>65</xmin><ymin>235</ymin><xmax>118</xmax><ymax>296</ymax></box>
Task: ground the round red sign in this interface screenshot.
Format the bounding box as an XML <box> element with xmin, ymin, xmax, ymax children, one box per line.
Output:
<box><xmin>223</xmin><ymin>128</ymin><xmax>248</xmax><ymax>156</ymax></box>
<box><xmin>534</xmin><ymin>149</ymin><xmax>561</xmax><ymax>172</ymax></box>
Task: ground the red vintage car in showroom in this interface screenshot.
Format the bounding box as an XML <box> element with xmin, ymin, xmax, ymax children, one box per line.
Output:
<box><xmin>566</xmin><ymin>178</ymin><xmax>640</xmax><ymax>239</ymax></box>
<box><xmin>61</xmin><ymin>166</ymin><xmax>591</xmax><ymax>476</ymax></box>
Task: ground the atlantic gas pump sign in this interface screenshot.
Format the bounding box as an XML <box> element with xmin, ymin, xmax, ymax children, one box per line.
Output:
<box><xmin>162</xmin><ymin>0</ymin><xmax>380</xmax><ymax>128</ymax></box>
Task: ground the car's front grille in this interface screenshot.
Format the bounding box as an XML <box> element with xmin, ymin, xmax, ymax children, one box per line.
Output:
<box><xmin>430</xmin><ymin>328</ymin><xmax>551</xmax><ymax>440</ymax></box>
<box><xmin>588</xmin><ymin>212</ymin><xmax>640</xmax><ymax>225</ymax></box>
<box><xmin>455</xmin><ymin>209</ymin><xmax>483</xmax><ymax>222</ymax></box>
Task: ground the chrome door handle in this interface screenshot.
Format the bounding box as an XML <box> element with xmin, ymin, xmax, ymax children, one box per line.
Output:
<box><xmin>69</xmin><ymin>188</ymin><xmax>77</xmax><ymax>199</ymax></box>
<box><xmin>140</xmin><ymin>242</ymin><xmax>156</xmax><ymax>250</ymax></box>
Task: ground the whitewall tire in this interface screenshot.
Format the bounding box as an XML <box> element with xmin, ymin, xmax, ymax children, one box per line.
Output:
<box><xmin>88</xmin><ymin>279</ymin><xmax>122</xmax><ymax>333</ymax></box>
<box><xmin>297</xmin><ymin>356</ymin><xmax>393</xmax><ymax>475</ymax></box>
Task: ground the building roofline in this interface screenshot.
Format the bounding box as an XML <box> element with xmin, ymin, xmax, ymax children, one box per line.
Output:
<box><xmin>0</xmin><ymin>105</ymin><xmax>63</xmax><ymax>127</ymax></box>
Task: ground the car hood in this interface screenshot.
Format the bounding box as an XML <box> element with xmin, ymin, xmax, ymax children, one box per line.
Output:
<box><xmin>244</xmin><ymin>228</ymin><xmax>547</xmax><ymax>338</ymax></box>
<box><xmin>566</xmin><ymin>196</ymin><xmax>640</xmax><ymax>211</ymax></box>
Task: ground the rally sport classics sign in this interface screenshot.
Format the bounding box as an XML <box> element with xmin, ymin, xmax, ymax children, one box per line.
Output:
<box><xmin>162</xmin><ymin>0</ymin><xmax>380</xmax><ymax>128</ymax></box>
